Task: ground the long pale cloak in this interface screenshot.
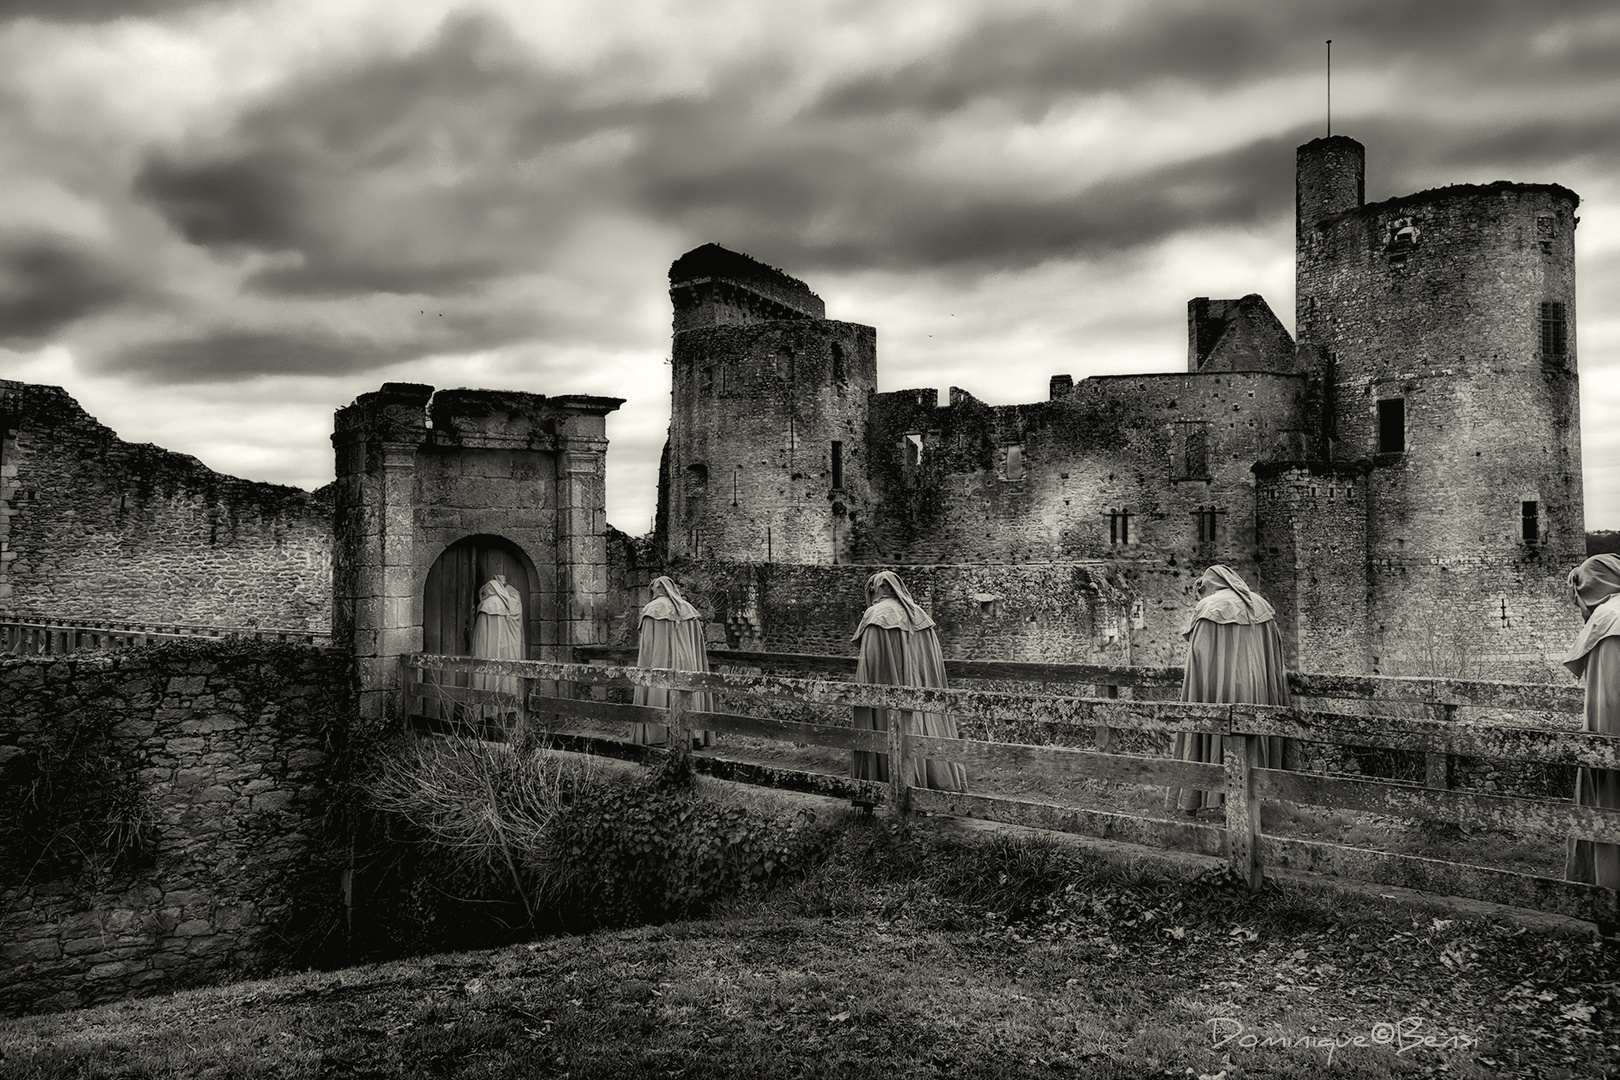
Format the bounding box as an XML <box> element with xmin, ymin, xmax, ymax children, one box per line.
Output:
<box><xmin>632</xmin><ymin>583</ymin><xmax>713</xmax><ymax>748</ymax></box>
<box><xmin>470</xmin><ymin>579</ymin><xmax>524</xmax><ymax>702</ymax></box>
<box><xmin>850</xmin><ymin>597</ymin><xmax>967</xmax><ymax>793</ymax></box>
<box><xmin>1565</xmin><ymin>633</ymin><xmax>1620</xmax><ymax>891</ymax></box>
<box><xmin>1167</xmin><ymin>607</ymin><xmax>1290</xmax><ymax>813</ymax></box>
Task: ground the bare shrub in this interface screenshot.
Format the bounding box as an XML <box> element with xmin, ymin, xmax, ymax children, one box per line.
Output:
<box><xmin>362</xmin><ymin>735</ymin><xmax>599</xmax><ymax>926</ymax></box>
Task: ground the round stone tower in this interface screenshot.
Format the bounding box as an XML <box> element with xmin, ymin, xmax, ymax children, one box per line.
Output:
<box><xmin>1295</xmin><ymin>137</ymin><xmax>1584</xmax><ymax>678</ymax></box>
<box><xmin>660</xmin><ymin>244</ymin><xmax>876</xmax><ymax>565</ymax></box>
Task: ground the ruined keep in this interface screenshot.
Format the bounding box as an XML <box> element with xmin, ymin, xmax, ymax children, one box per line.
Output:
<box><xmin>662</xmin><ymin>244</ymin><xmax>878</xmax><ymax>567</ymax></box>
<box><xmin>655</xmin><ymin>135</ymin><xmax>1586</xmax><ymax>679</ymax></box>
<box><xmin>331</xmin><ymin>383</ymin><xmax>623</xmax><ymax>719</ymax></box>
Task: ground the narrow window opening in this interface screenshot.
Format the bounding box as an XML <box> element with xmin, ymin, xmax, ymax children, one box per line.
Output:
<box><xmin>1194</xmin><ymin>507</ymin><xmax>1218</xmax><ymax>544</ymax></box>
<box><xmin>830</xmin><ymin>441</ymin><xmax>844</xmax><ymax>490</ymax></box>
<box><xmin>1541</xmin><ymin>301</ymin><xmax>1567</xmax><ymax>360</ymax></box>
<box><xmin>1172</xmin><ymin>421</ymin><xmax>1209</xmax><ymax>480</ymax></box>
<box><xmin>1377</xmin><ymin>398</ymin><xmax>1405</xmax><ymax>454</ymax></box>
<box><xmin>1108</xmin><ymin>510</ymin><xmax>1132</xmax><ymax>545</ymax></box>
<box><xmin>904</xmin><ymin>433</ymin><xmax>924</xmax><ymax>467</ymax></box>
<box><xmin>1004</xmin><ymin>444</ymin><xmax>1024</xmax><ymax>481</ymax></box>
<box><xmin>1537</xmin><ymin>213</ymin><xmax>1556</xmax><ymax>254</ymax></box>
<box><xmin>1521</xmin><ymin>500</ymin><xmax>1539</xmax><ymax>544</ymax></box>
<box><xmin>1322</xmin><ymin>353</ymin><xmax>1338</xmax><ymax>444</ymax></box>
<box><xmin>831</xmin><ymin>342</ymin><xmax>846</xmax><ymax>384</ymax></box>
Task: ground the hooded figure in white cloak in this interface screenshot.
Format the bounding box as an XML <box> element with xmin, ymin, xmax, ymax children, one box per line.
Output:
<box><xmin>632</xmin><ymin>577</ymin><xmax>713</xmax><ymax>748</ymax></box>
<box><xmin>1562</xmin><ymin>554</ymin><xmax>1620</xmax><ymax>932</ymax></box>
<box><xmin>850</xmin><ymin>571</ymin><xmax>967</xmax><ymax>793</ymax></box>
<box><xmin>1167</xmin><ymin>565</ymin><xmax>1290</xmax><ymax>814</ymax></box>
<box><xmin>470</xmin><ymin>574</ymin><xmax>524</xmax><ymax>713</ymax></box>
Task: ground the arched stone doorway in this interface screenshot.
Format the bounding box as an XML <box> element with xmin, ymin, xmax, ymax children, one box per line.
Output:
<box><xmin>422</xmin><ymin>534</ymin><xmax>536</xmax><ymax>658</ymax></box>
<box><xmin>421</xmin><ymin>535</ymin><xmax>537</xmax><ymax>721</ymax></box>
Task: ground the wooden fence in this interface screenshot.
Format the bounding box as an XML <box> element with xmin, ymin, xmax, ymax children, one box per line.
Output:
<box><xmin>0</xmin><ymin>616</ymin><xmax>330</xmax><ymax>655</ymax></box>
<box><xmin>400</xmin><ymin>651</ymin><xmax>1619</xmax><ymax>926</ymax></box>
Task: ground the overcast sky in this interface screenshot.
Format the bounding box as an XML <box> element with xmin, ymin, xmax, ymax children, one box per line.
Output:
<box><xmin>1</xmin><ymin>0</ymin><xmax>1617</xmax><ymax>532</ymax></box>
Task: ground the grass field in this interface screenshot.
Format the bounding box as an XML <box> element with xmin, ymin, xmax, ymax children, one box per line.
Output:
<box><xmin>4</xmin><ymin>803</ymin><xmax>1615</xmax><ymax>1080</ymax></box>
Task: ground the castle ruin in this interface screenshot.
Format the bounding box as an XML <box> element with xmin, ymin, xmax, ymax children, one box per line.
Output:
<box><xmin>656</xmin><ymin>134</ymin><xmax>1586</xmax><ymax>679</ymax></box>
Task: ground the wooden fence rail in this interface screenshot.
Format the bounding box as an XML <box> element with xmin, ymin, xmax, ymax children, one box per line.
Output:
<box><xmin>401</xmin><ymin>653</ymin><xmax>1619</xmax><ymax>925</ymax></box>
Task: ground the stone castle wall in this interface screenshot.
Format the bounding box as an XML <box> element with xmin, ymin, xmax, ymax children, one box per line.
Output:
<box><xmin>859</xmin><ymin>372</ymin><xmax>1305</xmax><ymax>571</ymax></box>
<box><xmin>0</xmin><ymin>382</ymin><xmax>332</xmax><ymax>632</ymax></box>
<box><xmin>0</xmin><ymin>641</ymin><xmax>350</xmax><ymax>1015</ymax></box>
<box><xmin>1254</xmin><ymin>461</ymin><xmax>1372</xmax><ymax>674</ymax></box>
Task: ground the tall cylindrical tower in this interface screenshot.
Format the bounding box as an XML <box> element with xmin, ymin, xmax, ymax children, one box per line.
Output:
<box><xmin>1296</xmin><ymin>155</ymin><xmax>1584</xmax><ymax>677</ymax></box>
<box><xmin>660</xmin><ymin>245</ymin><xmax>876</xmax><ymax>565</ymax></box>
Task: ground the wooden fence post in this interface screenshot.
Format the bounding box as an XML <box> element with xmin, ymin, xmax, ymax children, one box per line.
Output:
<box><xmin>1223</xmin><ymin>710</ymin><xmax>1263</xmax><ymax>891</ymax></box>
<box><xmin>666</xmin><ymin>686</ymin><xmax>691</xmax><ymax>766</ymax></box>
<box><xmin>887</xmin><ymin>708</ymin><xmax>911</xmax><ymax>818</ymax></box>
<box><xmin>1426</xmin><ymin>703</ymin><xmax>1456</xmax><ymax>790</ymax></box>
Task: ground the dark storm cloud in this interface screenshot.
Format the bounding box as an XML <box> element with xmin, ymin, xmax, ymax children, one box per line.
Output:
<box><xmin>815</xmin><ymin>0</ymin><xmax>1620</xmax><ymax>118</ymax></box>
<box><xmin>1437</xmin><ymin>115</ymin><xmax>1620</xmax><ymax>173</ymax></box>
<box><xmin>106</xmin><ymin>308</ymin><xmax>542</xmax><ymax>382</ymax></box>
<box><xmin>632</xmin><ymin>120</ymin><xmax>1303</xmax><ymax>272</ymax></box>
<box><xmin>0</xmin><ymin>236</ymin><xmax>128</xmax><ymax>343</ymax></box>
<box><xmin>249</xmin><ymin>258</ymin><xmax>510</xmax><ymax>298</ymax></box>
<box><xmin>131</xmin><ymin>11</ymin><xmax>630</xmax><ymax>298</ymax></box>
<box><xmin>135</xmin><ymin>154</ymin><xmax>301</xmax><ymax>249</ymax></box>
<box><xmin>0</xmin><ymin>0</ymin><xmax>229</xmax><ymax>21</ymax></box>
<box><xmin>114</xmin><ymin>330</ymin><xmax>397</xmax><ymax>381</ymax></box>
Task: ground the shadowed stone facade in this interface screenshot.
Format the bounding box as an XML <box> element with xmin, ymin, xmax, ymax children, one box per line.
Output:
<box><xmin>0</xmin><ymin>642</ymin><xmax>350</xmax><ymax>1015</ymax></box>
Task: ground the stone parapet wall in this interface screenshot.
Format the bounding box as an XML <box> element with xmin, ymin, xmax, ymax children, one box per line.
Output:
<box><xmin>0</xmin><ymin>640</ymin><xmax>351</xmax><ymax>1015</ymax></box>
<box><xmin>0</xmin><ymin>381</ymin><xmax>332</xmax><ymax>632</ymax></box>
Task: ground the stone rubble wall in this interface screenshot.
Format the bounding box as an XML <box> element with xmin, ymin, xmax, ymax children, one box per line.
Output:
<box><xmin>0</xmin><ymin>641</ymin><xmax>351</xmax><ymax>1015</ymax></box>
<box><xmin>0</xmin><ymin>381</ymin><xmax>333</xmax><ymax>632</ymax></box>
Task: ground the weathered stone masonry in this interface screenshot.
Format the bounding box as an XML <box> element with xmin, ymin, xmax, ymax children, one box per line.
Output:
<box><xmin>0</xmin><ymin>381</ymin><xmax>332</xmax><ymax>633</ymax></box>
<box><xmin>0</xmin><ymin>641</ymin><xmax>350</xmax><ymax>1015</ymax></box>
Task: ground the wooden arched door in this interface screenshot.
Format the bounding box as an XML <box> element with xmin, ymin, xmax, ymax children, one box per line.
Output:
<box><xmin>422</xmin><ymin>535</ymin><xmax>533</xmax><ymax>720</ymax></box>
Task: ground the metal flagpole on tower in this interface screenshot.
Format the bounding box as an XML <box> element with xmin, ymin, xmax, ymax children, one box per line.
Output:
<box><xmin>1327</xmin><ymin>39</ymin><xmax>1332</xmax><ymax>136</ymax></box>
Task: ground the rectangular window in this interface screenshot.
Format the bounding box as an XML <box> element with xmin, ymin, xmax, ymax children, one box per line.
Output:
<box><xmin>904</xmin><ymin>433</ymin><xmax>923</xmax><ymax>467</ymax></box>
<box><xmin>1004</xmin><ymin>445</ymin><xmax>1024</xmax><ymax>481</ymax></box>
<box><xmin>1195</xmin><ymin>507</ymin><xmax>1217</xmax><ymax>544</ymax></box>
<box><xmin>1171</xmin><ymin>421</ymin><xmax>1210</xmax><ymax>480</ymax></box>
<box><xmin>831</xmin><ymin>343</ymin><xmax>846</xmax><ymax>384</ymax></box>
<box><xmin>1522</xmin><ymin>500</ymin><xmax>1539</xmax><ymax>544</ymax></box>
<box><xmin>831</xmin><ymin>441</ymin><xmax>843</xmax><ymax>490</ymax></box>
<box><xmin>1377</xmin><ymin>398</ymin><xmax>1405</xmax><ymax>454</ymax></box>
<box><xmin>1109</xmin><ymin>510</ymin><xmax>1131</xmax><ymax>545</ymax></box>
<box><xmin>1541</xmin><ymin>301</ymin><xmax>1567</xmax><ymax>359</ymax></box>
